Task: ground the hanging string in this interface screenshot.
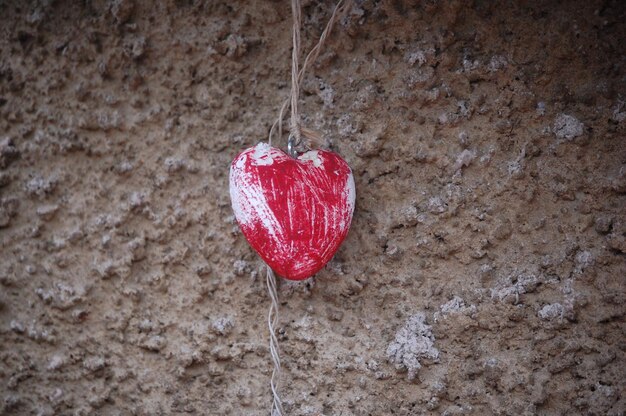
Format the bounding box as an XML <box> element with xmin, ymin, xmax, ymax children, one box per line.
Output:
<box><xmin>266</xmin><ymin>266</ymin><xmax>284</xmax><ymax>416</ymax></box>
<box><xmin>268</xmin><ymin>0</ymin><xmax>349</xmax><ymax>154</ymax></box>
<box><xmin>289</xmin><ymin>0</ymin><xmax>303</xmax><ymax>149</ymax></box>
<box><xmin>265</xmin><ymin>1</ymin><xmax>349</xmax><ymax>415</ymax></box>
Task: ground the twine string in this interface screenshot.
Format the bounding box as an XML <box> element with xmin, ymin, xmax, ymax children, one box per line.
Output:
<box><xmin>266</xmin><ymin>266</ymin><xmax>284</xmax><ymax>416</ymax></box>
<box><xmin>268</xmin><ymin>0</ymin><xmax>348</xmax><ymax>153</ymax></box>
<box><xmin>290</xmin><ymin>0</ymin><xmax>303</xmax><ymax>149</ymax></box>
<box><xmin>265</xmin><ymin>2</ymin><xmax>348</xmax><ymax>415</ymax></box>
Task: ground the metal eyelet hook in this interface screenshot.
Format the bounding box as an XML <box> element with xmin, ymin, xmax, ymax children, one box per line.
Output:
<box><xmin>287</xmin><ymin>134</ymin><xmax>298</xmax><ymax>158</ymax></box>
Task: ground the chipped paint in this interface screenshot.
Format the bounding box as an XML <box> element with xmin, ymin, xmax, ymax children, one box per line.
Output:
<box><xmin>251</xmin><ymin>142</ymin><xmax>275</xmax><ymax>166</ymax></box>
<box><xmin>298</xmin><ymin>150</ymin><xmax>323</xmax><ymax>167</ymax></box>
<box><xmin>230</xmin><ymin>143</ymin><xmax>355</xmax><ymax>280</ymax></box>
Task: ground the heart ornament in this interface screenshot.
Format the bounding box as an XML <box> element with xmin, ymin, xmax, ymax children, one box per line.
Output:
<box><xmin>230</xmin><ymin>142</ymin><xmax>355</xmax><ymax>280</ymax></box>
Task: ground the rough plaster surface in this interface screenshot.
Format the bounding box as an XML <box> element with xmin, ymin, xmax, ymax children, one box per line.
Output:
<box><xmin>0</xmin><ymin>0</ymin><xmax>625</xmax><ymax>415</ymax></box>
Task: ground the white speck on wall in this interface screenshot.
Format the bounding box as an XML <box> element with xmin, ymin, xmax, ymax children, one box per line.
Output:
<box><xmin>164</xmin><ymin>157</ymin><xmax>184</xmax><ymax>172</ymax></box>
<box><xmin>233</xmin><ymin>259</ymin><xmax>249</xmax><ymax>276</ymax></box>
<box><xmin>574</xmin><ymin>250</ymin><xmax>594</xmax><ymax>273</ymax></box>
<box><xmin>434</xmin><ymin>296</ymin><xmax>477</xmax><ymax>322</ymax></box>
<box><xmin>487</xmin><ymin>55</ymin><xmax>508</xmax><ymax>72</ymax></box>
<box><xmin>211</xmin><ymin>316</ymin><xmax>234</xmax><ymax>336</ymax></box>
<box><xmin>490</xmin><ymin>273</ymin><xmax>539</xmax><ymax>304</ymax></box>
<box><xmin>318</xmin><ymin>79</ymin><xmax>335</xmax><ymax>108</ymax></box>
<box><xmin>612</xmin><ymin>100</ymin><xmax>625</xmax><ymax>122</ymax></box>
<box><xmin>336</xmin><ymin>114</ymin><xmax>358</xmax><ymax>137</ymax></box>
<box><xmin>440</xmin><ymin>296</ymin><xmax>466</xmax><ymax>313</ymax></box>
<box><xmin>405</xmin><ymin>49</ymin><xmax>427</xmax><ymax>67</ymax></box>
<box><xmin>47</xmin><ymin>354</ymin><xmax>67</xmax><ymax>371</ymax></box>
<box><xmin>536</xmin><ymin>101</ymin><xmax>546</xmax><ymax>116</ymax></box>
<box><xmin>538</xmin><ymin>303</ymin><xmax>565</xmax><ymax>321</ymax></box>
<box><xmin>428</xmin><ymin>196</ymin><xmax>447</xmax><ymax>214</ymax></box>
<box><xmin>553</xmin><ymin>114</ymin><xmax>584</xmax><ymax>140</ymax></box>
<box><xmin>454</xmin><ymin>149</ymin><xmax>476</xmax><ymax>172</ymax></box>
<box><xmin>386</xmin><ymin>313</ymin><xmax>439</xmax><ymax>380</ymax></box>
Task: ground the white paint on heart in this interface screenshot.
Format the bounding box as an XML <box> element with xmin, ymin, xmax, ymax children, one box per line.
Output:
<box><xmin>251</xmin><ymin>142</ymin><xmax>275</xmax><ymax>166</ymax></box>
<box><xmin>298</xmin><ymin>150</ymin><xmax>322</xmax><ymax>167</ymax></box>
<box><xmin>230</xmin><ymin>147</ymin><xmax>285</xmax><ymax>240</ymax></box>
<box><xmin>345</xmin><ymin>170</ymin><xmax>356</xmax><ymax>221</ymax></box>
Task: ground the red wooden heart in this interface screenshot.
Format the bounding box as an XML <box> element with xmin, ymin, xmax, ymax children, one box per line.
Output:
<box><xmin>230</xmin><ymin>143</ymin><xmax>355</xmax><ymax>280</ymax></box>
